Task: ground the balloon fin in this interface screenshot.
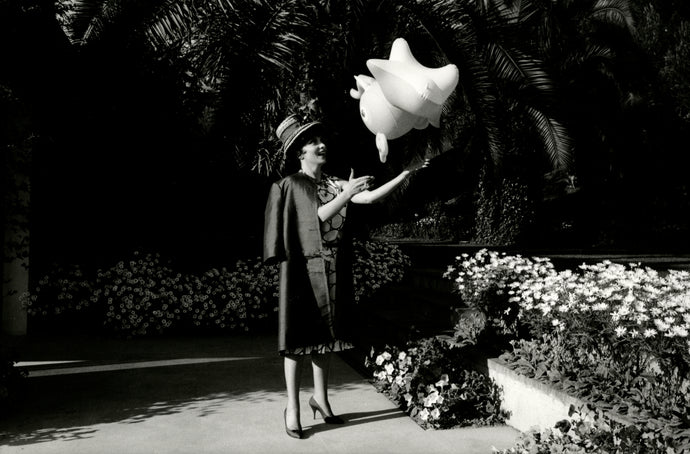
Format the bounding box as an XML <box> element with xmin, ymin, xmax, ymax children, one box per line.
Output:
<box><xmin>389</xmin><ymin>38</ymin><xmax>417</xmax><ymax>65</ymax></box>
<box><xmin>376</xmin><ymin>133</ymin><xmax>389</xmax><ymax>163</ymax></box>
<box><xmin>429</xmin><ymin>64</ymin><xmax>460</xmax><ymax>100</ymax></box>
<box><xmin>350</xmin><ymin>75</ymin><xmax>374</xmax><ymax>100</ymax></box>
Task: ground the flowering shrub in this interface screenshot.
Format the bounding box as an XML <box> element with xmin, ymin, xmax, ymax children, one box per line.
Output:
<box><xmin>93</xmin><ymin>252</ymin><xmax>190</xmax><ymax>336</ymax></box>
<box><xmin>443</xmin><ymin>249</ymin><xmax>555</xmax><ymax>336</ymax></box>
<box><xmin>506</xmin><ymin>259</ymin><xmax>690</xmax><ymax>389</ymax></box>
<box><xmin>22</xmin><ymin>240</ymin><xmax>408</xmax><ymax>338</ymax></box>
<box><xmin>187</xmin><ymin>260</ymin><xmax>279</xmax><ymax>332</ymax></box>
<box><xmin>352</xmin><ymin>240</ymin><xmax>411</xmax><ymax>303</ymax></box>
<box><xmin>22</xmin><ymin>252</ymin><xmax>280</xmax><ymax>338</ymax></box>
<box><xmin>22</xmin><ymin>263</ymin><xmax>94</xmax><ymax>318</ymax></box>
<box><xmin>511</xmin><ymin>261</ymin><xmax>690</xmax><ymax>349</ymax></box>
<box><xmin>366</xmin><ymin>337</ymin><xmax>506</xmax><ymax>429</ymax></box>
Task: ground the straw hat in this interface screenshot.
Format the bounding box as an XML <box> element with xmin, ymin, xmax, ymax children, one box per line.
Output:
<box><xmin>276</xmin><ymin>114</ymin><xmax>323</xmax><ymax>156</ymax></box>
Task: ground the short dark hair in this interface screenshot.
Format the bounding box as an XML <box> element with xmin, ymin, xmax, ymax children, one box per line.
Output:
<box><xmin>294</xmin><ymin>133</ymin><xmax>322</xmax><ymax>159</ymax></box>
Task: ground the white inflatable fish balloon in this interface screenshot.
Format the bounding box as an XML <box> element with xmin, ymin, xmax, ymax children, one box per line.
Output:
<box><xmin>350</xmin><ymin>38</ymin><xmax>459</xmax><ymax>162</ymax></box>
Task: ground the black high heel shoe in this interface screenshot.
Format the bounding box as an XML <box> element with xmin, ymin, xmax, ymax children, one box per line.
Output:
<box><xmin>284</xmin><ymin>409</ymin><xmax>303</xmax><ymax>439</ymax></box>
<box><xmin>309</xmin><ymin>396</ymin><xmax>344</xmax><ymax>424</ymax></box>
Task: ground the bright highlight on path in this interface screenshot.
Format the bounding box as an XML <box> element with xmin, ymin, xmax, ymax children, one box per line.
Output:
<box><xmin>19</xmin><ymin>357</ymin><xmax>261</xmax><ymax>377</ymax></box>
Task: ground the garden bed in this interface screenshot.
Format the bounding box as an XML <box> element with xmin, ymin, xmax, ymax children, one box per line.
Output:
<box><xmin>443</xmin><ymin>249</ymin><xmax>690</xmax><ymax>452</ymax></box>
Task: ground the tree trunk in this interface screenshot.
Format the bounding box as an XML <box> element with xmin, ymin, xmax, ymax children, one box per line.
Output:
<box><xmin>2</xmin><ymin>169</ymin><xmax>29</xmax><ymax>336</ymax></box>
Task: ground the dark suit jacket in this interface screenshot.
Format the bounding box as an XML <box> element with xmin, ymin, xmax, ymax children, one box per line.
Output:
<box><xmin>264</xmin><ymin>172</ymin><xmax>354</xmax><ymax>352</ymax></box>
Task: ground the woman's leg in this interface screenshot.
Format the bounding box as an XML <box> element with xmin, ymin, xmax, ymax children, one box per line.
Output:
<box><xmin>311</xmin><ymin>352</ymin><xmax>334</xmax><ymax>415</ymax></box>
<box><xmin>284</xmin><ymin>354</ymin><xmax>304</xmax><ymax>429</ymax></box>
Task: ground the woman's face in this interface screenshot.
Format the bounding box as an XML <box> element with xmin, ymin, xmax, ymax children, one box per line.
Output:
<box><xmin>299</xmin><ymin>136</ymin><xmax>327</xmax><ymax>165</ymax></box>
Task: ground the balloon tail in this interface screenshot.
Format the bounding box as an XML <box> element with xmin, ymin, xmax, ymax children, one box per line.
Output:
<box><xmin>376</xmin><ymin>133</ymin><xmax>389</xmax><ymax>163</ymax></box>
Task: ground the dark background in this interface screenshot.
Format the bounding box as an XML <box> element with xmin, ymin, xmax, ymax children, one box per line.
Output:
<box><xmin>3</xmin><ymin>0</ymin><xmax>690</xmax><ymax>277</ymax></box>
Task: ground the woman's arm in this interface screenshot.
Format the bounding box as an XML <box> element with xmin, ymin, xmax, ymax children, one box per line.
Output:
<box><xmin>351</xmin><ymin>159</ymin><xmax>429</xmax><ymax>205</ymax></box>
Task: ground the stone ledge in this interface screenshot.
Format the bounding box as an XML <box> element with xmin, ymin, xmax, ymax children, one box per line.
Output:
<box><xmin>487</xmin><ymin>357</ymin><xmax>584</xmax><ymax>432</ymax></box>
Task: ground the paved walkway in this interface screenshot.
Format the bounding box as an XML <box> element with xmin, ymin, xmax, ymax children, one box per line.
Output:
<box><xmin>0</xmin><ymin>334</ymin><xmax>520</xmax><ymax>454</ymax></box>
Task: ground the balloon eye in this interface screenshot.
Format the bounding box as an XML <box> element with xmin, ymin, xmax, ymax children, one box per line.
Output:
<box><xmin>360</xmin><ymin>108</ymin><xmax>367</xmax><ymax>119</ymax></box>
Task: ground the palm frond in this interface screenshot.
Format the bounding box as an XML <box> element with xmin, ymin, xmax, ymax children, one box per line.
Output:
<box><xmin>146</xmin><ymin>0</ymin><xmax>308</xmax><ymax>71</ymax></box>
<box><xmin>57</xmin><ymin>0</ymin><xmax>124</xmax><ymax>45</ymax></box>
<box><xmin>591</xmin><ymin>0</ymin><xmax>635</xmax><ymax>33</ymax></box>
<box><xmin>487</xmin><ymin>44</ymin><xmax>554</xmax><ymax>94</ymax></box>
<box><xmin>526</xmin><ymin>106</ymin><xmax>573</xmax><ymax>170</ymax></box>
<box><xmin>562</xmin><ymin>43</ymin><xmax>613</xmax><ymax>69</ymax></box>
<box><xmin>145</xmin><ymin>0</ymin><xmax>215</xmax><ymax>50</ymax></box>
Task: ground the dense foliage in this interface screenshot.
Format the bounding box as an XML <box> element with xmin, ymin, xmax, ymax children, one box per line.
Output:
<box><xmin>371</xmin><ymin>200</ymin><xmax>469</xmax><ymax>242</ymax></box>
<box><xmin>497</xmin><ymin>406</ymin><xmax>679</xmax><ymax>454</ymax></box>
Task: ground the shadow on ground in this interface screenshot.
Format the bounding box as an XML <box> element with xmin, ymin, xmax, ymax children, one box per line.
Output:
<box><xmin>0</xmin><ymin>335</ymin><xmax>367</xmax><ymax>447</ymax></box>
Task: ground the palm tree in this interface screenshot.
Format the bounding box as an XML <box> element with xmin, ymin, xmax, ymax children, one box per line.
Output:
<box><xmin>519</xmin><ymin>0</ymin><xmax>640</xmax><ymax>245</ymax></box>
<box><xmin>61</xmin><ymin>0</ymin><xmax>631</xmax><ymax>246</ymax></box>
<box><xmin>58</xmin><ymin>0</ymin><xmax>574</xmax><ymax>174</ymax></box>
<box><xmin>56</xmin><ymin>0</ymin><xmax>316</xmax><ymax>176</ymax></box>
<box><xmin>524</xmin><ymin>0</ymin><xmax>635</xmax><ymax>179</ymax></box>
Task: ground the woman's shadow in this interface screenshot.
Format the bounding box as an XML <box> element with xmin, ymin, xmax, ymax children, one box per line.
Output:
<box><xmin>301</xmin><ymin>407</ymin><xmax>409</xmax><ymax>438</ymax></box>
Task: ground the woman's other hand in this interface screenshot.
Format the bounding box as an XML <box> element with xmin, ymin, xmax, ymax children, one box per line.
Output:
<box><xmin>342</xmin><ymin>169</ymin><xmax>374</xmax><ymax>199</ymax></box>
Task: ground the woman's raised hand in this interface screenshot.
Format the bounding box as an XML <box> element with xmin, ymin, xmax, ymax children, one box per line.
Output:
<box><xmin>342</xmin><ymin>169</ymin><xmax>374</xmax><ymax>199</ymax></box>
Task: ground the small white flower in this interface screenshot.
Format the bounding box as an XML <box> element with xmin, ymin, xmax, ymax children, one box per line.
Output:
<box><xmin>419</xmin><ymin>408</ymin><xmax>430</xmax><ymax>421</ymax></box>
<box><xmin>592</xmin><ymin>302</ymin><xmax>609</xmax><ymax>311</ymax></box>
<box><xmin>669</xmin><ymin>326</ymin><xmax>689</xmax><ymax>338</ymax></box>
<box><xmin>643</xmin><ymin>328</ymin><xmax>657</xmax><ymax>338</ymax></box>
<box><xmin>435</xmin><ymin>374</ymin><xmax>449</xmax><ymax>388</ymax></box>
<box><xmin>423</xmin><ymin>391</ymin><xmax>440</xmax><ymax>407</ymax></box>
<box><xmin>654</xmin><ymin>318</ymin><xmax>671</xmax><ymax>332</ymax></box>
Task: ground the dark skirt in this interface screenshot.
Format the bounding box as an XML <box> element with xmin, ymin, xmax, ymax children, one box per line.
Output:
<box><xmin>278</xmin><ymin>245</ymin><xmax>355</xmax><ymax>355</ymax></box>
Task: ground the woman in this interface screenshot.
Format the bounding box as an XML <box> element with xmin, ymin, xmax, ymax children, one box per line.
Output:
<box><xmin>263</xmin><ymin>114</ymin><xmax>426</xmax><ymax>439</ymax></box>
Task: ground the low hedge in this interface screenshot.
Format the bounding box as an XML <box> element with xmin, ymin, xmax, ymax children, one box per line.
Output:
<box><xmin>22</xmin><ymin>240</ymin><xmax>410</xmax><ymax>338</ymax></box>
